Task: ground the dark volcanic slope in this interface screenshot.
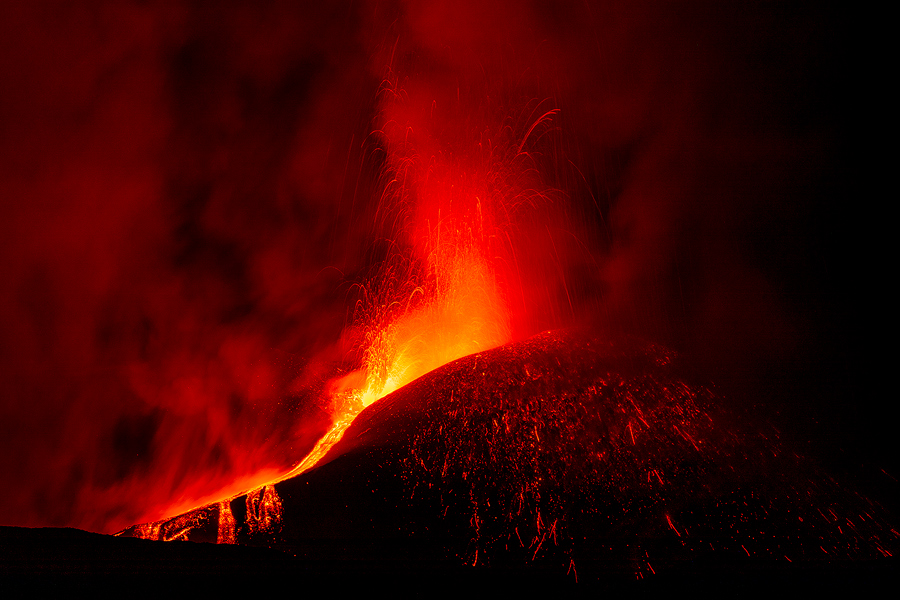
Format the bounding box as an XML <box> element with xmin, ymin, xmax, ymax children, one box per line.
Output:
<box><xmin>110</xmin><ymin>330</ymin><xmax>896</xmax><ymax>584</ymax></box>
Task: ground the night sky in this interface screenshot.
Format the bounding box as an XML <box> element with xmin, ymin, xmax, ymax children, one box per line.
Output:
<box><xmin>1</xmin><ymin>1</ymin><xmax>884</xmax><ymax>535</ymax></box>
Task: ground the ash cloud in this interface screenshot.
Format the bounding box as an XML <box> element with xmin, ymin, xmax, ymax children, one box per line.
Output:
<box><xmin>1</xmin><ymin>1</ymin><xmax>865</xmax><ymax>532</ymax></box>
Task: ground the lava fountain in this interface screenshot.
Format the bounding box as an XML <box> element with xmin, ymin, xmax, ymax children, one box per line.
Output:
<box><xmin>279</xmin><ymin>69</ymin><xmax>520</xmax><ymax>478</ymax></box>
<box><xmin>285</xmin><ymin>224</ymin><xmax>511</xmax><ymax>479</ymax></box>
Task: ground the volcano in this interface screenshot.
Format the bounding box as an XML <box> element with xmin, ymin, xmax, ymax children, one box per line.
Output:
<box><xmin>1</xmin><ymin>1</ymin><xmax>891</xmax><ymax>592</ymax></box>
<box><xmin>100</xmin><ymin>330</ymin><xmax>897</xmax><ymax>586</ymax></box>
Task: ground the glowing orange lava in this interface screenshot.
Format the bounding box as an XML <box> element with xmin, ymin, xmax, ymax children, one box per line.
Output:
<box><xmin>284</xmin><ymin>221</ymin><xmax>510</xmax><ymax>478</ymax></box>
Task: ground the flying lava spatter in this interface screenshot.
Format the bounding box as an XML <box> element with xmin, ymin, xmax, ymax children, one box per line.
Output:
<box><xmin>274</xmin><ymin>66</ymin><xmax>520</xmax><ymax>479</ymax></box>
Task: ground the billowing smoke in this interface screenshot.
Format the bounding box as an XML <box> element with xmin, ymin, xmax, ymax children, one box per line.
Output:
<box><xmin>1</xmin><ymin>1</ymin><xmax>859</xmax><ymax>533</ymax></box>
<box><xmin>0</xmin><ymin>1</ymin><xmax>379</xmax><ymax>532</ymax></box>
